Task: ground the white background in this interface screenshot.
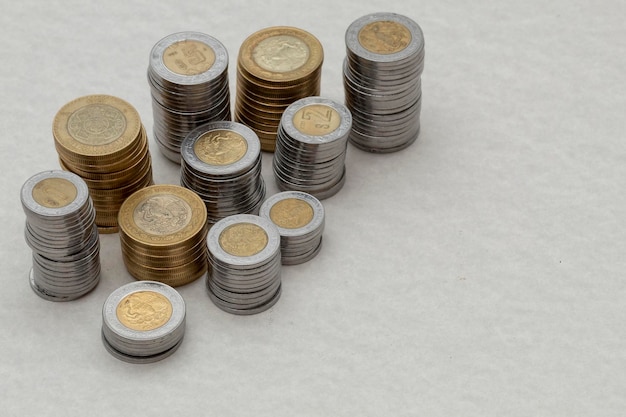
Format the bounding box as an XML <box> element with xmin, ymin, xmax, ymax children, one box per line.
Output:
<box><xmin>1</xmin><ymin>0</ymin><xmax>625</xmax><ymax>415</ymax></box>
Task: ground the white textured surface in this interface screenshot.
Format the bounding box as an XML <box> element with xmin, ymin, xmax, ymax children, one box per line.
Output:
<box><xmin>2</xmin><ymin>0</ymin><xmax>626</xmax><ymax>415</ymax></box>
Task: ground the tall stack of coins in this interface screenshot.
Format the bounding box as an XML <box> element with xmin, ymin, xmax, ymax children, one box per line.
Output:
<box><xmin>118</xmin><ymin>184</ymin><xmax>208</xmax><ymax>287</ymax></box>
<box><xmin>206</xmin><ymin>214</ymin><xmax>281</xmax><ymax>315</ymax></box>
<box><xmin>273</xmin><ymin>97</ymin><xmax>351</xmax><ymax>199</ymax></box>
<box><xmin>53</xmin><ymin>95</ymin><xmax>153</xmax><ymax>233</ymax></box>
<box><xmin>235</xmin><ymin>26</ymin><xmax>323</xmax><ymax>152</ymax></box>
<box><xmin>21</xmin><ymin>170</ymin><xmax>100</xmax><ymax>301</ymax></box>
<box><xmin>343</xmin><ymin>12</ymin><xmax>425</xmax><ymax>152</ymax></box>
<box><xmin>148</xmin><ymin>32</ymin><xmax>231</xmax><ymax>162</ymax></box>
<box><xmin>102</xmin><ymin>281</ymin><xmax>186</xmax><ymax>363</ymax></box>
<box><xmin>260</xmin><ymin>191</ymin><xmax>325</xmax><ymax>265</ymax></box>
<box><xmin>181</xmin><ymin>121</ymin><xmax>266</xmax><ymax>224</ymax></box>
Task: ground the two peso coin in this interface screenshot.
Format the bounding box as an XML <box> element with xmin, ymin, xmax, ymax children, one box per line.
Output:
<box><xmin>148</xmin><ymin>32</ymin><xmax>231</xmax><ymax>162</ymax></box>
<box><xmin>21</xmin><ymin>170</ymin><xmax>100</xmax><ymax>301</ymax></box>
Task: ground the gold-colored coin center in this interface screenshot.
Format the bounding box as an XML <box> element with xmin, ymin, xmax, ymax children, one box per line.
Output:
<box><xmin>163</xmin><ymin>40</ymin><xmax>216</xmax><ymax>76</ymax></box>
<box><xmin>67</xmin><ymin>103</ymin><xmax>127</xmax><ymax>145</ymax></box>
<box><xmin>252</xmin><ymin>35</ymin><xmax>310</xmax><ymax>73</ymax></box>
<box><xmin>270</xmin><ymin>198</ymin><xmax>314</xmax><ymax>229</ymax></box>
<box><xmin>133</xmin><ymin>194</ymin><xmax>192</xmax><ymax>236</ymax></box>
<box><xmin>116</xmin><ymin>291</ymin><xmax>173</xmax><ymax>331</ymax></box>
<box><xmin>358</xmin><ymin>21</ymin><xmax>412</xmax><ymax>54</ymax></box>
<box><xmin>293</xmin><ymin>104</ymin><xmax>341</xmax><ymax>136</ymax></box>
<box><xmin>31</xmin><ymin>178</ymin><xmax>78</xmax><ymax>208</ymax></box>
<box><xmin>219</xmin><ymin>223</ymin><xmax>268</xmax><ymax>257</ymax></box>
<box><xmin>194</xmin><ymin>130</ymin><xmax>248</xmax><ymax>166</ymax></box>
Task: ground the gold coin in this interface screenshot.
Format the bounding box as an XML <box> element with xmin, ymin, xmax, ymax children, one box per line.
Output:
<box><xmin>119</xmin><ymin>184</ymin><xmax>207</xmax><ymax>247</ymax></box>
<box><xmin>269</xmin><ymin>198</ymin><xmax>314</xmax><ymax>229</ymax></box>
<box><xmin>53</xmin><ymin>95</ymin><xmax>142</xmax><ymax>159</ymax></box>
<box><xmin>163</xmin><ymin>40</ymin><xmax>216</xmax><ymax>76</ymax></box>
<box><xmin>219</xmin><ymin>222</ymin><xmax>268</xmax><ymax>257</ymax></box>
<box><xmin>238</xmin><ymin>27</ymin><xmax>323</xmax><ymax>83</ymax></box>
<box><xmin>115</xmin><ymin>290</ymin><xmax>173</xmax><ymax>331</ymax></box>
<box><xmin>292</xmin><ymin>104</ymin><xmax>341</xmax><ymax>136</ymax></box>
<box><xmin>31</xmin><ymin>177</ymin><xmax>77</xmax><ymax>208</ymax></box>
<box><xmin>358</xmin><ymin>21</ymin><xmax>412</xmax><ymax>55</ymax></box>
<box><xmin>194</xmin><ymin>129</ymin><xmax>248</xmax><ymax>166</ymax></box>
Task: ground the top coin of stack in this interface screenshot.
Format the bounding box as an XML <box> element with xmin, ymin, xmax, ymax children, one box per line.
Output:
<box><xmin>235</xmin><ymin>26</ymin><xmax>323</xmax><ymax>152</ymax></box>
<box><xmin>148</xmin><ymin>32</ymin><xmax>231</xmax><ymax>163</ymax></box>
<box><xmin>53</xmin><ymin>95</ymin><xmax>153</xmax><ymax>233</ymax></box>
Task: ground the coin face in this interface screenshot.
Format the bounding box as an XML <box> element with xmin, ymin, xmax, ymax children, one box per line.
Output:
<box><xmin>292</xmin><ymin>104</ymin><xmax>341</xmax><ymax>136</ymax></box>
<box><xmin>162</xmin><ymin>40</ymin><xmax>216</xmax><ymax>76</ymax></box>
<box><xmin>358</xmin><ymin>21</ymin><xmax>412</xmax><ymax>54</ymax></box>
<box><xmin>133</xmin><ymin>194</ymin><xmax>192</xmax><ymax>236</ymax></box>
<box><xmin>219</xmin><ymin>223</ymin><xmax>268</xmax><ymax>256</ymax></box>
<box><xmin>252</xmin><ymin>34</ymin><xmax>310</xmax><ymax>73</ymax></box>
<box><xmin>116</xmin><ymin>290</ymin><xmax>173</xmax><ymax>331</ymax></box>
<box><xmin>31</xmin><ymin>177</ymin><xmax>77</xmax><ymax>208</ymax></box>
<box><xmin>67</xmin><ymin>103</ymin><xmax>127</xmax><ymax>145</ymax></box>
<box><xmin>194</xmin><ymin>129</ymin><xmax>248</xmax><ymax>166</ymax></box>
<box><xmin>269</xmin><ymin>198</ymin><xmax>314</xmax><ymax>229</ymax></box>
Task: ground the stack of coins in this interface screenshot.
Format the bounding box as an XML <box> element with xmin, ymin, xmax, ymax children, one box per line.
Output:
<box><xmin>148</xmin><ymin>32</ymin><xmax>231</xmax><ymax>162</ymax></box>
<box><xmin>181</xmin><ymin>121</ymin><xmax>266</xmax><ymax>224</ymax></box>
<box><xmin>343</xmin><ymin>12</ymin><xmax>425</xmax><ymax>152</ymax></box>
<box><xmin>259</xmin><ymin>191</ymin><xmax>325</xmax><ymax>265</ymax></box>
<box><xmin>21</xmin><ymin>170</ymin><xmax>100</xmax><ymax>301</ymax></box>
<box><xmin>102</xmin><ymin>281</ymin><xmax>186</xmax><ymax>363</ymax></box>
<box><xmin>235</xmin><ymin>26</ymin><xmax>323</xmax><ymax>152</ymax></box>
<box><xmin>207</xmin><ymin>214</ymin><xmax>281</xmax><ymax>315</ymax></box>
<box><xmin>53</xmin><ymin>95</ymin><xmax>153</xmax><ymax>233</ymax></box>
<box><xmin>273</xmin><ymin>97</ymin><xmax>351</xmax><ymax>199</ymax></box>
<box><xmin>118</xmin><ymin>184</ymin><xmax>208</xmax><ymax>287</ymax></box>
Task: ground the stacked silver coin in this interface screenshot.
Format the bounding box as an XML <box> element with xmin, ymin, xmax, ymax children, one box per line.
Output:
<box><xmin>181</xmin><ymin>121</ymin><xmax>266</xmax><ymax>224</ymax></box>
<box><xmin>273</xmin><ymin>97</ymin><xmax>351</xmax><ymax>200</ymax></box>
<box><xmin>102</xmin><ymin>281</ymin><xmax>186</xmax><ymax>364</ymax></box>
<box><xmin>259</xmin><ymin>191</ymin><xmax>325</xmax><ymax>265</ymax></box>
<box><xmin>148</xmin><ymin>31</ymin><xmax>231</xmax><ymax>162</ymax></box>
<box><xmin>206</xmin><ymin>214</ymin><xmax>281</xmax><ymax>315</ymax></box>
<box><xmin>343</xmin><ymin>12</ymin><xmax>425</xmax><ymax>152</ymax></box>
<box><xmin>20</xmin><ymin>170</ymin><xmax>100</xmax><ymax>301</ymax></box>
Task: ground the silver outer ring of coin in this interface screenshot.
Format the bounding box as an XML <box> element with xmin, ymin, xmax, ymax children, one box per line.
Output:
<box><xmin>149</xmin><ymin>32</ymin><xmax>229</xmax><ymax>86</ymax></box>
<box><xmin>21</xmin><ymin>170</ymin><xmax>89</xmax><ymax>219</ymax></box>
<box><xmin>345</xmin><ymin>13</ymin><xmax>424</xmax><ymax>64</ymax></box>
<box><xmin>102</xmin><ymin>281</ymin><xmax>185</xmax><ymax>343</ymax></box>
<box><xmin>259</xmin><ymin>191</ymin><xmax>324</xmax><ymax>239</ymax></box>
<box><xmin>101</xmin><ymin>331</ymin><xmax>184</xmax><ymax>364</ymax></box>
<box><xmin>207</xmin><ymin>214</ymin><xmax>280</xmax><ymax>267</ymax></box>
<box><xmin>181</xmin><ymin>121</ymin><xmax>261</xmax><ymax>177</ymax></box>
<box><xmin>280</xmin><ymin>97</ymin><xmax>352</xmax><ymax>145</ymax></box>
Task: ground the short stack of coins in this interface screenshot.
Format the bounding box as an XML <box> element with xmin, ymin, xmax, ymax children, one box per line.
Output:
<box><xmin>53</xmin><ymin>94</ymin><xmax>153</xmax><ymax>233</ymax></box>
<box><xmin>273</xmin><ymin>97</ymin><xmax>351</xmax><ymax>199</ymax></box>
<box><xmin>206</xmin><ymin>214</ymin><xmax>281</xmax><ymax>315</ymax></box>
<box><xmin>235</xmin><ymin>26</ymin><xmax>323</xmax><ymax>152</ymax></box>
<box><xmin>117</xmin><ymin>184</ymin><xmax>208</xmax><ymax>287</ymax></box>
<box><xmin>181</xmin><ymin>121</ymin><xmax>266</xmax><ymax>224</ymax></box>
<box><xmin>21</xmin><ymin>170</ymin><xmax>100</xmax><ymax>301</ymax></box>
<box><xmin>343</xmin><ymin>12</ymin><xmax>425</xmax><ymax>152</ymax></box>
<box><xmin>260</xmin><ymin>191</ymin><xmax>325</xmax><ymax>265</ymax></box>
<box><xmin>148</xmin><ymin>32</ymin><xmax>231</xmax><ymax>162</ymax></box>
<box><xmin>102</xmin><ymin>281</ymin><xmax>186</xmax><ymax>363</ymax></box>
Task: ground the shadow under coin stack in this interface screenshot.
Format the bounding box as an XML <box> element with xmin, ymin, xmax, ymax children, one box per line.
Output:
<box><xmin>343</xmin><ymin>12</ymin><xmax>425</xmax><ymax>152</ymax></box>
<box><xmin>148</xmin><ymin>32</ymin><xmax>231</xmax><ymax>163</ymax></box>
<box><xmin>260</xmin><ymin>191</ymin><xmax>325</xmax><ymax>265</ymax></box>
<box><xmin>273</xmin><ymin>97</ymin><xmax>351</xmax><ymax>199</ymax></box>
<box><xmin>102</xmin><ymin>281</ymin><xmax>186</xmax><ymax>363</ymax></box>
<box><xmin>207</xmin><ymin>214</ymin><xmax>281</xmax><ymax>315</ymax></box>
<box><xmin>21</xmin><ymin>171</ymin><xmax>100</xmax><ymax>301</ymax></box>
<box><xmin>181</xmin><ymin>121</ymin><xmax>266</xmax><ymax>225</ymax></box>
<box><xmin>235</xmin><ymin>26</ymin><xmax>323</xmax><ymax>152</ymax></box>
<box><xmin>118</xmin><ymin>184</ymin><xmax>208</xmax><ymax>287</ymax></box>
<box><xmin>53</xmin><ymin>95</ymin><xmax>153</xmax><ymax>234</ymax></box>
